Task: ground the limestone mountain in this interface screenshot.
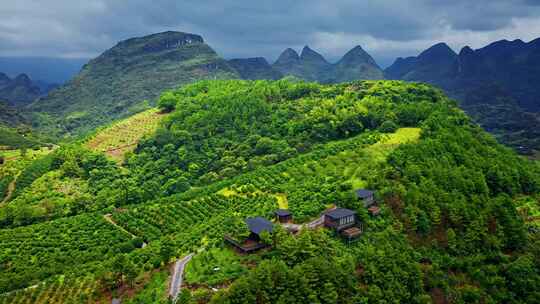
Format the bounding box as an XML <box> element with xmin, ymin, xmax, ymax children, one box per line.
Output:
<box><xmin>297</xmin><ymin>46</ymin><xmax>332</xmax><ymax>81</ymax></box>
<box><xmin>272</xmin><ymin>48</ymin><xmax>304</xmax><ymax>79</ymax></box>
<box><xmin>385</xmin><ymin>38</ymin><xmax>540</xmax><ymax>154</ymax></box>
<box><xmin>227</xmin><ymin>57</ymin><xmax>282</xmax><ymax>80</ymax></box>
<box><xmin>28</xmin><ymin>31</ymin><xmax>239</xmax><ymax>136</ymax></box>
<box><xmin>0</xmin><ymin>73</ymin><xmax>41</xmax><ymax>106</ymax></box>
<box><xmin>271</xmin><ymin>45</ymin><xmax>383</xmax><ymax>82</ymax></box>
<box><xmin>327</xmin><ymin>45</ymin><xmax>384</xmax><ymax>82</ymax></box>
<box><xmin>385</xmin><ymin>43</ymin><xmax>459</xmax><ymax>84</ymax></box>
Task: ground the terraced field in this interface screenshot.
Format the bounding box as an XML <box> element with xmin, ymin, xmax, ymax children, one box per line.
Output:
<box><xmin>85</xmin><ymin>109</ymin><xmax>167</xmax><ymax>162</ymax></box>
<box><xmin>0</xmin><ymin>275</ymin><xmax>102</xmax><ymax>304</ymax></box>
<box><xmin>0</xmin><ymin>213</ymin><xmax>134</xmax><ymax>293</ymax></box>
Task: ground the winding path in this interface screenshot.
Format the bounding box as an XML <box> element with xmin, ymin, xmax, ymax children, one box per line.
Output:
<box><xmin>281</xmin><ymin>212</ymin><xmax>327</xmax><ymax>232</ymax></box>
<box><xmin>103</xmin><ymin>214</ymin><xmax>147</xmax><ymax>247</ymax></box>
<box><xmin>169</xmin><ymin>253</ymin><xmax>194</xmax><ymax>302</ymax></box>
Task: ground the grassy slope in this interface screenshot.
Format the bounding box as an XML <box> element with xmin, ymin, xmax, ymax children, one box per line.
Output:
<box><xmin>85</xmin><ymin>108</ymin><xmax>166</xmax><ymax>162</ymax></box>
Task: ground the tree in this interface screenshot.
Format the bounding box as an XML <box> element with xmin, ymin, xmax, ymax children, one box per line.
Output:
<box><xmin>379</xmin><ymin>120</ymin><xmax>398</xmax><ymax>133</ymax></box>
<box><xmin>158</xmin><ymin>91</ymin><xmax>178</xmax><ymax>112</ymax></box>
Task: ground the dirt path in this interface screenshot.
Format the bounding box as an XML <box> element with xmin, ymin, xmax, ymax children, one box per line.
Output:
<box><xmin>1</xmin><ymin>176</ymin><xmax>17</xmax><ymax>205</ymax></box>
<box><xmin>169</xmin><ymin>253</ymin><xmax>194</xmax><ymax>302</ymax></box>
<box><xmin>103</xmin><ymin>214</ymin><xmax>147</xmax><ymax>247</ymax></box>
<box><xmin>281</xmin><ymin>214</ymin><xmax>326</xmax><ymax>232</ymax></box>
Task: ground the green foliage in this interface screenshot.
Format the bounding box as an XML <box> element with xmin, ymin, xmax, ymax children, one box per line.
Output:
<box><xmin>0</xmin><ymin>214</ymin><xmax>133</xmax><ymax>292</ymax></box>
<box><xmin>158</xmin><ymin>91</ymin><xmax>177</xmax><ymax>112</ymax></box>
<box><xmin>185</xmin><ymin>248</ymin><xmax>247</xmax><ymax>286</ymax></box>
<box><xmin>0</xmin><ymin>175</ymin><xmax>13</xmax><ymax>202</ymax></box>
<box><xmin>0</xmin><ymin>125</ymin><xmax>41</xmax><ymax>149</ymax></box>
<box><xmin>1</xmin><ymin>145</ymin><xmax>120</xmax><ymax>228</ymax></box>
<box><xmin>12</xmin><ymin>153</ymin><xmax>54</xmax><ymax>198</ymax></box>
<box><xmin>1</xmin><ymin>79</ymin><xmax>539</xmax><ymax>303</ymax></box>
<box><xmin>124</xmin><ymin>270</ymin><xmax>170</xmax><ymax>304</ymax></box>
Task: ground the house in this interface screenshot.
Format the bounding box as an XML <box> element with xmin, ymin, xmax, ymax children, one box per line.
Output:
<box><xmin>324</xmin><ymin>208</ymin><xmax>363</xmax><ymax>242</ymax></box>
<box><xmin>275</xmin><ymin>209</ymin><xmax>292</xmax><ymax>223</ymax></box>
<box><xmin>324</xmin><ymin>208</ymin><xmax>357</xmax><ymax>232</ymax></box>
<box><xmin>224</xmin><ymin>216</ymin><xmax>274</xmax><ymax>253</ymax></box>
<box><xmin>245</xmin><ymin>216</ymin><xmax>274</xmax><ymax>242</ymax></box>
<box><xmin>355</xmin><ymin>189</ymin><xmax>375</xmax><ymax>207</ymax></box>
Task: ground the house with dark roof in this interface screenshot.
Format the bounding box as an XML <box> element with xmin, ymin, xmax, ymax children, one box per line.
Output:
<box><xmin>274</xmin><ymin>209</ymin><xmax>292</xmax><ymax>223</ymax></box>
<box><xmin>224</xmin><ymin>216</ymin><xmax>274</xmax><ymax>253</ymax></box>
<box><xmin>324</xmin><ymin>208</ymin><xmax>362</xmax><ymax>241</ymax></box>
<box><xmin>245</xmin><ymin>216</ymin><xmax>274</xmax><ymax>241</ymax></box>
<box><xmin>324</xmin><ymin>208</ymin><xmax>357</xmax><ymax>231</ymax></box>
<box><xmin>355</xmin><ymin>189</ymin><xmax>375</xmax><ymax>207</ymax></box>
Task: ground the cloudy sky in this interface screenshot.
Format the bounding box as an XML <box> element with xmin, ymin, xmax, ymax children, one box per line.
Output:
<box><xmin>1</xmin><ymin>0</ymin><xmax>540</xmax><ymax>67</ymax></box>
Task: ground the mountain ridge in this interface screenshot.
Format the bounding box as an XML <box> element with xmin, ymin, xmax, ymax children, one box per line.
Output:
<box><xmin>28</xmin><ymin>31</ymin><xmax>240</xmax><ymax>137</ymax></box>
<box><xmin>385</xmin><ymin>38</ymin><xmax>540</xmax><ymax>154</ymax></box>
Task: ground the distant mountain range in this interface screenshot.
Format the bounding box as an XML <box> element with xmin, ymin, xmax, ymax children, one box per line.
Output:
<box><xmin>385</xmin><ymin>39</ymin><xmax>540</xmax><ymax>154</ymax></box>
<box><xmin>228</xmin><ymin>45</ymin><xmax>383</xmax><ymax>82</ymax></box>
<box><xmin>0</xmin><ymin>57</ymin><xmax>88</xmax><ymax>84</ymax></box>
<box><xmin>4</xmin><ymin>30</ymin><xmax>539</xmax><ymax>155</ymax></box>
<box><xmin>0</xmin><ymin>73</ymin><xmax>58</xmax><ymax>107</ymax></box>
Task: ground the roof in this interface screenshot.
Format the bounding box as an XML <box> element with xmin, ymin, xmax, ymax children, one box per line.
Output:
<box><xmin>341</xmin><ymin>227</ymin><xmax>362</xmax><ymax>238</ymax></box>
<box><xmin>355</xmin><ymin>189</ymin><xmax>374</xmax><ymax>199</ymax></box>
<box><xmin>325</xmin><ymin>208</ymin><xmax>356</xmax><ymax>220</ymax></box>
<box><xmin>275</xmin><ymin>209</ymin><xmax>291</xmax><ymax>217</ymax></box>
<box><xmin>245</xmin><ymin>217</ymin><xmax>274</xmax><ymax>235</ymax></box>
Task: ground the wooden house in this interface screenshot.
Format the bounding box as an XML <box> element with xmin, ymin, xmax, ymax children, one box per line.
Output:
<box><xmin>355</xmin><ymin>189</ymin><xmax>375</xmax><ymax>207</ymax></box>
<box><xmin>325</xmin><ymin>208</ymin><xmax>363</xmax><ymax>242</ymax></box>
<box><xmin>324</xmin><ymin>208</ymin><xmax>357</xmax><ymax>232</ymax></box>
<box><xmin>274</xmin><ymin>209</ymin><xmax>292</xmax><ymax>223</ymax></box>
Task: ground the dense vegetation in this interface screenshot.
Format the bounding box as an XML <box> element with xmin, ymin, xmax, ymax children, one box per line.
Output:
<box><xmin>0</xmin><ymin>79</ymin><xmax>539</xmax><ymax>303</ymax></box>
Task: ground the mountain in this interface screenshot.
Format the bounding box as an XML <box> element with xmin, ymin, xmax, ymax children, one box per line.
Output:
<box><xmin>271</xmin><ymin>45</ymin><xmax>383</xmax><ymax>82</ymax></box>
<box><xmin>327</xmin><ymin>45</ymin><xmax>384</xmax><ymax>82</ymax></box>
<box><xmin>385</xmin><ymin>39</ymin><xmax>540</xmax><ymax>154</ymax></box>
<box><xmin>0</xmin><ymin>73</ymin><xmax>41</xmax><ymax>106</ymax></box>
<box><xmin>28</xmin><ymin>31</ymin><xmax>240</xmax><ymax>136</ymax></box>
<box><xmin>227</xmin><ymin>57</ymin><xmax>283</xmax><ymax>80</ymax></box>
<box><xmin>1</xmin><ymin>80</ymin><xmax>539</xmax><ymax>303</ymax></box>
<box><xmin>0</xmin><ymin>57</ymin><xmax>87</xmax><ymax>84</ymax></box>
<box><xmin>0</xmin><ymin>100</ymin><xmax>28</xmax><ymax>127</ymax></box>
<box><xmin>272</xmin><ymin>48</ymin><xmax>305</xmax><ymax>79</ymax></box>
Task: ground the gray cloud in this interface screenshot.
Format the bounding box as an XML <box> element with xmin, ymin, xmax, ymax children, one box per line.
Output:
<box><xmin>1</xmin><ymin>0</ymin><xmax>539</xmax><ymax>67</ymax></box>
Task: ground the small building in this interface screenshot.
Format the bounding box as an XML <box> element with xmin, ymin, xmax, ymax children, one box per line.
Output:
<box><xmin>355</xmin><ymin>189</ymin><xmax>375</xmax><ymax>207</ymax></box>
<box><xmin>245</xmin><ymin>217</ymin><xmax>274</xmax><ymax>241</ymax></box>
<box><xmin>224</xmin><ymin>217</ymin><xmax>274</xmax><ymax>253</ymax></box>
<box><xmin>324</xmin><ymin>208</ymin><xmax>357</xmax><ymax>232</ymax></box>
<box><xmin>368</xmin><ymin>206</ymin><xmax>381</xmax><ymax>216</ymax></box>
<box><xmin>275</xmin><ymin>209</ymin><xmax>292</xmax><ymax>223</ymax></box>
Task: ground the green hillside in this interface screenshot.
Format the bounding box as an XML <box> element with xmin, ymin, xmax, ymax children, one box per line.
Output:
<box><xmin>28</xmin><ymin>31</ymin><xmax>239</xmax><ymax>137</ymax></box>
<box><xmin>0</xmin><ymin>80</ymin><xmax>539</xmax><ymax>303</ymax></box>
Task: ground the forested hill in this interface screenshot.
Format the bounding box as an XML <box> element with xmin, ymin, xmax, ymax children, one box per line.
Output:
<box><xmin>28</xmin><ymin>31</ymin><xmax>239</xmax><ymax>137</ymax></box>
<box><xmin>0</xmin><ymin>80</ymin><xmax>539</xmax><ymax>303</ymax></box>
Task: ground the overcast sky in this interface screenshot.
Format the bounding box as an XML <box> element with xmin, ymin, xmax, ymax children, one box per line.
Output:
<box><xmin>1</xmin><ymin>0</ymin><xmax>540</xmax><ymax>67</ymax></box>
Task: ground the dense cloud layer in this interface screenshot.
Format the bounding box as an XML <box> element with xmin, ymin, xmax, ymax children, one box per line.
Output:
<box><xmin>1</xmin><ymin>0</ymin><xmax>540</xmax><ymax>67</ymax></box>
